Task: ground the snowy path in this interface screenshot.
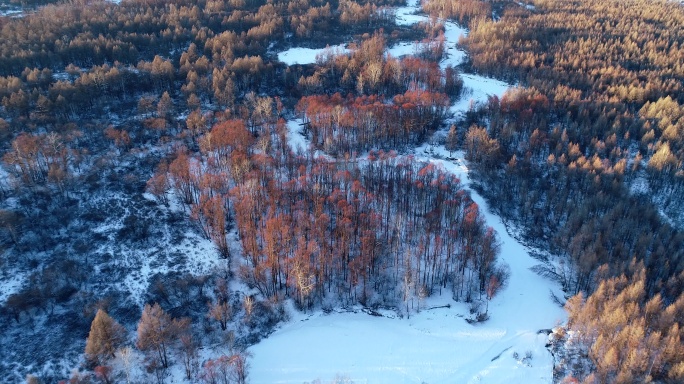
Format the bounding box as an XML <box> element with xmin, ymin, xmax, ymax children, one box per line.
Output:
<box><xmin>251</xmin><ymin>2</ymin><xmax>565</xmax><ymax>383</ymax></box>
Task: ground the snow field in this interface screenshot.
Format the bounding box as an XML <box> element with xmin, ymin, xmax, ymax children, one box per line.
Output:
<box><xmin>250</xmin><ymin>295</ymin><xmax>561</xmax><ymax>383</ymax></box>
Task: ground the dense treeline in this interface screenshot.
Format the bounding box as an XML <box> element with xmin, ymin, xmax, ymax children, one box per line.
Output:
<box><xmin>421</xmin><ymin>0</ymin><xmax>491</xmax><ymax>24</ymax></box>
<box><xmin>0</xmin><ymin>0</ymin><xmax>406</xmax><ymax>135</ymax></box>
<box><xmin>461</xmin><ymin>89</ymin><xmax>684</xmax><ymax>299</ymax></box>
<box><xmin>464</xmin><ymin>0</ymin><xmax>684</xmax><ymax>194</ymax></box>
<box><xmin>458</xmin><ymin>0</ymin><xmax>684</xmax><ymax>297</ymax></box>
<box><xmin>298</xmin><ymin>90</ymin><xmax>449</xmax><ymax>154</ymax></box>
<box><xmin>552</xmin><ymin>264</ymin><xmax>684</xmax><ymax>383</ymax></box>
<box><xmin>0</xmin><ymin>0</ymin><xmax>400</xmax><ymax>75</ymax></box>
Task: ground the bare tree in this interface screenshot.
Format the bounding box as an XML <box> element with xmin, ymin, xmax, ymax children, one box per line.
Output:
<box><xmin>177</xmin><ymin>333</ymin><xmax>200</xmax><ymax>380</ymax></box>
<box><xmin>208</xmin><ymin>301</ymin><xmax>232</xmax><ymax>331</ymax></box>
<box><xmin>136</xmin><ymin>303</ymin><xmax>184</xmax><ymax>369</ymax></box>
<box><xmin>230</xmin><ymin>351</ymin><xmax>251</xmax><ymax>384</ymax></box>
<box><xmin>115</xmin><ymin>347</ymin><xmax>133</xmax><ymax>384</ymax></box>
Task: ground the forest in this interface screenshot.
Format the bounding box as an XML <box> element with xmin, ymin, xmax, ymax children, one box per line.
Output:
<box><xmin>0</xmin><ymin>0</ymin><xmax>683</xmax><ymax>382</ymax></box>
<box><xmin>458</xmin><ymin>0</ymin><xmax>684</xmax><ymax>382</ymax></box>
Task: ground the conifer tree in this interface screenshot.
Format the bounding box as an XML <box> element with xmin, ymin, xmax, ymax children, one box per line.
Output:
<box><xmin>85</xmin><ymin>309</ymin><xmax>127</xmax><ymax>367</ymax></box>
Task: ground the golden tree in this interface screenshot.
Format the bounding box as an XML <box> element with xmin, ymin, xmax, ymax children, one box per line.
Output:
<box><xmin>85</xmin><ymin>309</ymin><xmax>127</xmax><ymax>367</ymax></box>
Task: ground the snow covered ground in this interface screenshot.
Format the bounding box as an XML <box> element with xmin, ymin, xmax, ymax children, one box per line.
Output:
<box><xmin>0</xmin><ymin>270</ymin><xmax>28</xmax><ymax>303</ymax></box>
<box><xmin>439</xmin><ymin>21</ymin><xmax>468</xmax><ymax>69</ymax></box>
<box><xmin>0</xmin><ymin>5</ymin><xmax>24</xmax><ymax>17</ymax></box>
<box><xmin>251</xmin><ymin>301</ymin><xmax>561</xmax><ymax>383</ymax></box>
<box><xmin>0</xmin><ymin>9</ymin><xmax>22</xmax><ymax>17</ymax></box>
<box><xmin>394</xmin><ymin>0</ymin><xmax>469</xmax><ymax>68</ymax></box>
<box><xmin>394</xmin><ymin>0</ymin><xmax>426</xmax><ymax>26</ymax></box>
<box><xmin>286</xmin><ymin>119</ymin><xmax>310</xmax><ymax>153</ymax></box>
<box><xmin>252</xmin><ymin>2</ymin><xmax>564</xmax><ymax>383</ymax></box>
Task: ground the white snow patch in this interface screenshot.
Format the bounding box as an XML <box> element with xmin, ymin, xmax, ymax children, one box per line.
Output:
<box><xmin>278</xmin><ymin>44</ymin><xmax>349</xmax><ymax>65</ymax></box>
<box><xmin>629</xmin><ymin>175</ymin><xmax>650</xmax><ymax>195</ymax></box>
<box><xmin>395</xmin><ymin>0</ymin><xmax>427</xmax><ymax>26</ymax></box>
<box><xmin>121</xmin><ymin>230</ymin><xmax>223</xmax><ymax>306</ymax></box>
<box><xmin>517</xmin><ymin>2</ymin><xmax>536</xmax><ymax>10</ymax></box>
<box><xmin>0</xmin><ymin>270</ymin><xmax>28</xmax><ymax>303</ymax></box>
<box><xmin>51</xmin><ymin>71</ymin><xmax>73</xmax><ymax>82</ymax></box>
<box><xmin>392</xmin><ymin>1</ymin><xmax>469</xmax><ymax>68</ymax></box>
<box><xmin>387</xmin><ymin>41</ymin><xmax>420</xmax><ymax>58</ymax></box>
<box><xmin>451</xmin><ymin>74</ymin><xmax>512</xmax><ymax>117</ymax></box>
<box><xmin>0</xmin><ymin>9</ymin><xmax>23</xmax><ymax>17</ymax></box>
<box><xmin>286</xmin><ymin>118</ymin><xmax>333</xmax><ymax>160</ymax></box>
<box><xmin>286</xmin><ymin>119</ymin><xmax>310</xmax><ymax>153</ymax></box>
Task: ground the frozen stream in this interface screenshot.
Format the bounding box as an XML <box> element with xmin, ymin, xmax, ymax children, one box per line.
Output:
<box><xmin>252</xmin><ymin>2</ymin><xmax>565</xmax><ymax>383</ymax></box>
